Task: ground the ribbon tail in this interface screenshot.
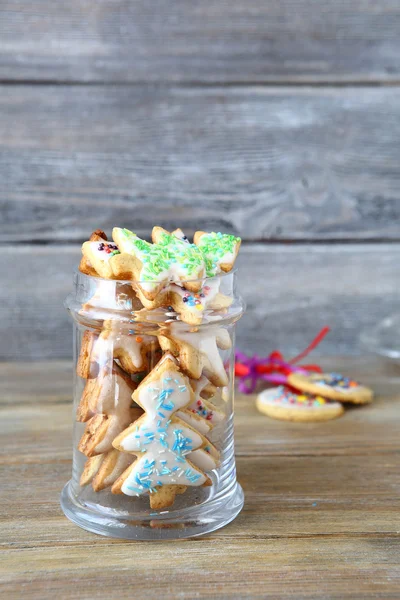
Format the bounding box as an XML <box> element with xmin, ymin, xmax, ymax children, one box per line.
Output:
<box><xmin>289</xmin><ymin>326</ymin><xmax>330</xmax><ymax>364</ymax></box>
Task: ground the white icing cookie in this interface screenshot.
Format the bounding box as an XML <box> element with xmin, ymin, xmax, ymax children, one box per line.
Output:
<box><xmin>112</xmin><ymin>355</ymin><xmax>218</xmax><ymax>507</ymax></box>
<box><xmin>256</xmin><ymin>386</ymin><xmax>345</xmax><ymax>422</ymax></box>
<box><xmin>287</xmin><ymin>372</ymin><xmax>373</xmax><ymax>404</ymax></box>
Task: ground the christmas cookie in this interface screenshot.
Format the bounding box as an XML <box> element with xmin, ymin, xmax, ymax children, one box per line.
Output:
<box><xmin>77</xmin><ymin>364</ymin><xmax>142</xmax><ymax>456</ymax></box>
<box><xmin>80</xmin><ymin>281</ymin><xmax>142</xmax><ymax>322</ymax></box>
<box><xmin>92</xmin><ymin>320</ymin><xmax>158</xmax><ymax>375</ymax></box>
<box><xmin>256</xmin><ymin>386</ymin><xmax>344</xmax><ymax>422</ymax></box>
<box><xmin>133</xmin><ymin>279</ymin><xmax>232</xmax><ymax>326</ymax></box>
<box><xmin>76</xmin><ymin>330</ymin><xmax>98</xmax><ymax>379</ymax></box>
<box><xmin>187</xmin><ymin>396</ymin><xmax>224</xmax><ymax>429</ymax></box>
<box><xmin>167</xmin><ymin>280</ymin><xmax>232</xmax><ymax>325</ymax></box>
<box><xmin>190</xmin><ymin>375</ymin><xmax>217</xmax><ymax>400</ymax></box>
<box><xmin>171</xmin><ymin>228</ymin><xmax>190</xmax><ymax>243</ymax></box>
<box><xmin>112</xmin><ymin>227</ymin><xmax>205</xmax><ymax>299</ymax></box>
<box><xmin>159</xmin><ymin>324</ymin><xmax>231</xmax><ymax>387</ymax></box>
<box><xmin>176</xmin><ymin>407</ymin><xmax>213</xmax><ymax>436</ymax></box>
<box><xmin>112</xmin><ymin>354</ymin><xmax>216</xmax><ymax>509</ymax></box>
<box><xmin>79</xmin><ymin>229</ymin><xmax>108</xmax><ymax>276</ymax></box>
<box><xmin>81</xmin><ymin>239</ymin><xmax>122</xmax><ymax>279</ymax></box>
<box><xmin>194</xmin><ymin>231</ymin><xmax>241</xmax><ymax>276</ymax></box>
<box><xmin>80</xmin><ymin>449</ymin><xmax>134</xmax><ymax>492</ymax></box>
<box><xmin>287</xmin><ymin>372</ymin><xmax>373</xmax><ymax>404</ymax></box>
<box><xmin>132</xmin><ymin>284</ymin><xmax>170</xmax><ymax>311</ymax></box>
<box><xmin>80</xmin><ymin>453</ymin><xmax>104</xmax><ymax>487</ymax></box>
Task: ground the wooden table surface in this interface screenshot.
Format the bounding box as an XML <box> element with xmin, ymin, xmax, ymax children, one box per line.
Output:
<box><xmin>1</xmin><ymin>358</ymin><xmax>400</xmax><ymax>599</ymax></box>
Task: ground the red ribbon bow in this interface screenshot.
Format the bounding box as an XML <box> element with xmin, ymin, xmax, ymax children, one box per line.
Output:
<box><xmin>234</xmin><ymin>327</ymin><xmax>330</xmax><ymax>394</ymax></box>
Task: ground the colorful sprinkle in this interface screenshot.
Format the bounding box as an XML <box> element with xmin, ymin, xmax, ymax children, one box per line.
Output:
<box><xmin>196</xmin><ymin>232</ymin><xmax>240</xmax><ymax>276</ymax></box>
<box><xmin>315</xmin><ymin>373</ymin><xmax>359</xmax><ymax>390</ymax></box>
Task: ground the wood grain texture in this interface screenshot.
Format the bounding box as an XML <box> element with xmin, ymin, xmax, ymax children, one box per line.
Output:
<box><xmin>2</xmin><ymin>538</ymin><xmax>399</xmax><ymax>599</ymax></box>
<box><xmin>1</xmin><ymin>243</ymin><xmax>399</xmax><ymax>360</ymax></box>
<box><xmin>2</xmin><ymin>357</ymin><xmax>400</xmax><ymax>459</ymax></box>
<box><xmin>1</xmin><ymin>1</ymin><xmax>400</xmax><ymax>83</ymax></box>
<box><xmin>1</xmin><ymin>361</ymin><xmax>400</xmax><ymax>599</ymax></box>
<box><xmin>1</xmin><ymin>85</ymin><xmax>400</xmax><ymax>242</ymax></box>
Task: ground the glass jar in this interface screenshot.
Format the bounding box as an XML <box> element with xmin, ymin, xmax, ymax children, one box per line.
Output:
<box><xmin>61</xmin><ymin>269</ymin><xmax>245</xmax><ymax>540</ymax></box>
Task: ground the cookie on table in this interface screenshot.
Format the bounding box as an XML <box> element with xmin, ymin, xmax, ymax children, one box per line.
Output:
<box><xmin>287</xmin><ymin>372</ymin><xmax>373</xmax><ymax>405</ymax></box>
<box><xmin>256</xmin><ymin>386</ymin><xmax>344</xmax><ymax>422</ymax></box>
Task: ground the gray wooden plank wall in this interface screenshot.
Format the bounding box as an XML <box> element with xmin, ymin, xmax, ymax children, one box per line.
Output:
<box><xmin>0</xmin><ymin>1</ymin><xmax>399</xmax><ymax>360</ymax></box>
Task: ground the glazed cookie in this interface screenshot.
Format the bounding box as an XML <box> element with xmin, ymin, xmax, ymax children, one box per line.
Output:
<box><xmin>78</xmin><ymin>406</ymin><xmax>143</xmax><ymax>457</ymax></box>
<box><xmin>190</xmin><ymin>375</ymin><xmax>217</xmax><ymax>400</ymax></box>
<box><xmin>112</xmin><ymin>227</ymin><xmax>205</xmax><ymax>299</ymax></box>
<box><xmin>187</xmin><ymin>396</ymin><xmax>224</xmax><ymax>429</ymax></box>
<box><xmin>80</xmin><ymin>281</ymin><xmax>142</xmax><ymax>322</ymax></box>
<box><xmin>256</xmin><ymin>386</ymin><xmax>345</xmax><ymax>422</ymax></box>
<box><xmin>150</xmin><ymin>227</ymin><xmax>204</xmax><ymax>292</ymax></box>
<box><xmin>77</xmin><ymin>364</ymin><xmax>142</xmax><ymax>457</ymax></box>
<box><xmin>287</xmin><ymin>372</ymin><xmax>373</xmax><ymax>405</ymax></box>
<box><xmin>133</xmin><ymin>279</ymin><xmax>231</xmax><ymax>326</ymax></box>
<box><xmin>194</xmin><ymin>231</ymin><xmax>241</xmax><ymax>276</ymax></box>
<box><xmin>79</xmin><ymin>229</ymin><xmax>108</xmax><ymax>277</ymax></box>
<box><xmin>76</xmin><ymin>330</ymin><xmax>98</xmax><ymax>379</ymax></box>
<box><xmin>80</xmin><ymin>453</ymin><xmax>104</xmax><ymax>486</ymax></box>
<box><xmin>112</xmin><ymin>354</ymin><xmax>215</xmax><ymax>509</ymax></box>
<box><xmin>80</xmin><ymin>449</ymin><xmax>134</xmax><ymax>492</ymax></box>
<box><xmin>167</xmin><ymin>280</ymin><xmax>232</xmax><ymax>326</ymax></box>
<box><xmin>176</xmin><ymin>406</ymin><xmax>213</xmax><ymax>436</ymax></box>
<box><xmin>92</xmin><ymin>319</ymin><xmax>159</xmax><ymax>375</ymax></box>
<box><xmin>132</xmin><ymin>283</ymin><xmax>170</xmax><ymax>311</ymax></box>
<box><xmin>81</xmin><ymin>239</ymin><xmax>122</xmax><ymax>279</ymax></box>
<box><xmin>159</xmin><ymin>324</ymin><xmax>231</xmax><ymax>387</ymax></box>
<box><xmin>171</xmin><ymin>228</ymin><xmax>190</xmax><ymax>243</ymax></box>
<box><xmin>76</xmin><ymin>363</ymin><xmax>136</xmax><ymax>423</ymax></box>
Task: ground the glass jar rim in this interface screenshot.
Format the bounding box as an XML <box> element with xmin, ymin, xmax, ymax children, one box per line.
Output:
<box><xmin>73</xmin><ymin>268</ymin><xmax>238</xmax><ymax>285</ymax></box>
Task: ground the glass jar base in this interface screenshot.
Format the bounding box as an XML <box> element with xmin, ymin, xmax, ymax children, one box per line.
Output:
<box><xmin>60</xmin><ymin>480</ymin><xmax>244</xmax><ymax>540</ymax></box>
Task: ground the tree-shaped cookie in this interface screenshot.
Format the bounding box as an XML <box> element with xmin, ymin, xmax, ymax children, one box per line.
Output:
<box><xmin>80</xmin><ymin>449</ymin><xmax>134</xmax><ymax>492</ymax></box>
<box><xmin>159</xmin><ymin>324</ymin><xmax>232</xmax><ymax>387</ymax></box>
<box><xmin>188</xmin><ymin>381</ymin><xmax>225</xmax><ymax>428</ymax></box>
<box><xmin>112</xmin><ymin>354</ymin><xmax>218</xmax><ymax>509</ymax></box>
<box><xmin>77</xmin><ymin>364</ymin><xmax>142</xmax><ymax>457</ymax></box>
